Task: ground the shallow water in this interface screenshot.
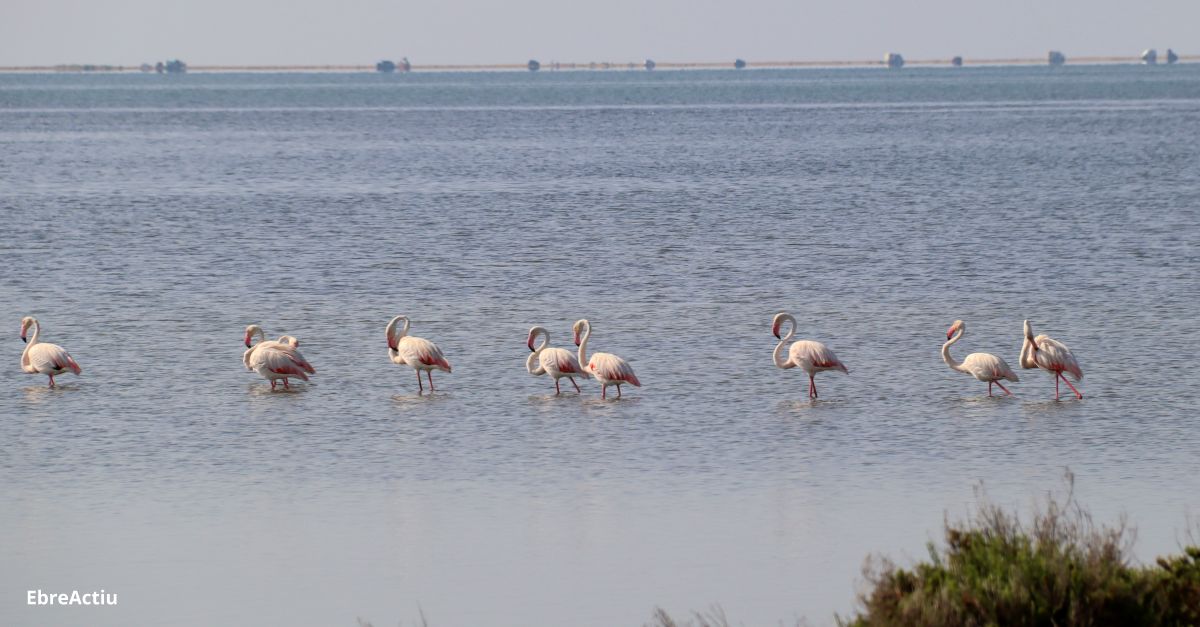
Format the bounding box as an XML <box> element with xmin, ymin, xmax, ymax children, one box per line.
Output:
<box><xmin>2</xmin><ymin>66</ymin><xmax>1200</xmax><ymax>626</ymax></box>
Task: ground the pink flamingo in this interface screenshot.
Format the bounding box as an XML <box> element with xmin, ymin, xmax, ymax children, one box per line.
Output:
<box><xmin>1019</xmin><ymin>319</ymin><xmax>1083</xmax><ymax>400</ymax></box>
<box><xmin>942</xmin><ymin>320</ymin><xmax>1019</xmax><ymax>396</ymax></box>
<box><xmin>386</xmin><ymin>315</ymin><xmax>451</xmax><ymax>392</ymax></box>
<box><xmin>526</xmin><ymin>325</ymin><xmax>585</xmax><ymax>394</ymax></box>
<box><xmin>573</xmin><ymin>319</ymin><xmax>640</xmax><ymax>399</ymax></box>
<box><xmin>772</xmin><ymin>312</ymin><xmax>848</xmax><ymax>399</ymax></box>
<box><xmin>20</xmin><ymin>316</ymin><xmax>81</xmax><ymax>388</ymax></box>
<box><xmin>243</xmin><ymin>324</ymin><xmax>314</xmax><ymax>390</ymax></box>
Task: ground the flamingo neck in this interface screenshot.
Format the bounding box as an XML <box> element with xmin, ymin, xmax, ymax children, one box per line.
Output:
<box><xmin>772</xmin><ymin>316</ymin><xmax>795</xmax><ymax>369</ymax></box>
<box><xmin>21</xmin><ymin>320</ymin><xmax>39</xmax><ymax>370</ymax></box>
<box><xmin>941</xmin><ymin>328</ymin><xmax>967</xmax><ymax>372</ymax></box>
<box><xmin>576</xmin><ymin>321</ymin><xmax>591</xmax><ymax>369</ymax></box>
<box><xmin>386</xmin><ymin>316</ymin><xmax>410</xmax><ymax>357</ymax></box>
<box><xmin>1019</xmin><ymin>333</ymin><xmax>1038</xmax><ymax>369</ymax></box>
<box><xmin>527</xmin><ymin>328</ymin><xmax>548</xmax><ymax>375</ymax></box>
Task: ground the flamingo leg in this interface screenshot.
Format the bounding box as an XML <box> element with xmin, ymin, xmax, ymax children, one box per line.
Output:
<box><xmin>570</xmin><ymin>377</ymin><xmax>581</xmax><ymax>393</ymax></box>
<box><xmin>427</xmin><ymin>371</ymin><xmax>435</xmax><ymax>391</ymax></box>
<box><xmin>555</xmin><ymin>379</ymin><xmax>561</xmax><ymax>395</ymax></box>
<box><xmin>416</xmin><ymin>369</ymin><xmax>423</xmax><ymax>392</ymax></box>
<box><xmin>48</xmin><ymin>375</ymin><xmax>55</xmax><ymax>388</ymax></box>
<box><xmin>270</xmin><ymin>380</ymin><xmax>277</xmax><ymax>390</ymax></box>
<box><xmin>616</xmin><ymin>384</ymin><xmax>622</xmax><ymax>399</ymax></box>
<box><xmin>601</xmin><ymin>385</ymin><xmax>607</xmax><ymax>400</ymax></box>
<box><xmin>283</xmin><ymin>378</ymin><xmax>290</xmax><ymax>390</ymax></box>
<box><xmin>809</xmin><ymin>374</ymin><xmax>817</xmax><ymax>399</ymax></box>
<box><xmin>994</xmin><ymin>381</ymin><xmax>1013</xmax><ymax>396</ymax></box>
<box><xmin>1060</xmin><ymin>374</ymin><xmax>1083</xmax><ymax>399</ymax></box>
<box><xmin>988</xmin><ymin>381</ymin><xmax>993</xmax><ymax>397</ymax></box>
<box><xmin>1055</xmin><ymin>374</ymin><xmax>1060</xmax><ymax>400</ymax></box>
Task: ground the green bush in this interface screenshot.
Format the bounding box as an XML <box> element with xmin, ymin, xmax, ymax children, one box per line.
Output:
<box><xmin>841</xmin><ymin>475</ymin><xmax>1200</xmax><ymax>627</ymax></box>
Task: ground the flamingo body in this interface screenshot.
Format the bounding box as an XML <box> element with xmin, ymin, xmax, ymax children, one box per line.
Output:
<box><xmin>526</xmin><ymin>326</ymin><xmax>585</xmax><ymax>394</ymax></box>
<box><xmin>387</xmin><ymin>315</ymin><xmax>451</xmax><ymax>392</ymax></box>
<box><xmin>943</xmin><ymin>320</ymin><xmax>1018</xmax><ymax>396</ymax></box>
<box><xmin>772</xmin><ymin>312</ymin><xmax>848</xmax><ymax>399</ymax></box>
<box><xmin>19</xmin><ymin>317</ymin><xmax>81</xmax><ymax>388</ymax></box>
<box><xmin>1020</xmin><ymin>320</ymin><xmax>1083</xmax><ymax>400</ymax></box>
<box><xmin>243</xmin><ymin>324</ymin><xmax>314</xmax><ymax>390</ymax></box>
<box><xmin>573</xmin><ymin>319</ymin><xmax>640</xmax><ymax>399</ymax></box>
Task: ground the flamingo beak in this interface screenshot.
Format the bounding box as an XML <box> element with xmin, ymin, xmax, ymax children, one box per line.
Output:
<box><xmin>946</xmin><ymin>328</ymin><xmax>954</xmax><ymax>340</ymax></box>
<box><xmin>573</xmin><ymin>335</ymin><xmax>580</xmax><ymax>346</ymax></box>
<box><xmin>243</xmin><ymin>334</ymin><xmax>251</xmax><ymax>348</ymax></box>
<box><xmin>772</xmin><ymin>324</ymin><xmax>780</xmax><ymax>339</ymax></box>
<box><xmin>527</xmin><ymin>338</ymin><xmax>535</xmax><ymax>351</ymax></box>
<box><xmin>20</xmin><ymin>334</ymin><xmax>27</xmax><ymax>343</ymax></box>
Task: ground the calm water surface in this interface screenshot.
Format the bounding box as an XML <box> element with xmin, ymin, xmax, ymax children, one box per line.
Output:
<box><xmin>2</xmin><ymin>66</ymin><xmax>1200</xmax><ymax>626</ymax></box>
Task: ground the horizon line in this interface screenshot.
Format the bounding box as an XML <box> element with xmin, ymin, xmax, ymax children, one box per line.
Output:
<box><xmin>0</xmin><ymin>53</ymin><xmax>1194</xmax><ymax>73</ymax></box>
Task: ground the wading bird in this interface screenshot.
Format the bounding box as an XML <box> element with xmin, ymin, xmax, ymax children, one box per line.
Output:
<box><xmin>386</xmin><ymin>315</ymin><xmax>451</xmax><ymax>392</ymax></box>
<box><xmin>526</xmin><ymin>326</ymin><xmax>585</xmax><ymax>394</ymax></box>
<box><xmin>1019</xmin><ymin>320</ymin><xmax>1083</xmax><ymax>400</ymax></box>
<box><xmin>19</xmin><ymin>316</ymin><xmax>81</xmax><ymax>388</ymax></box>
<box><xmin>243</xmin><ymin>324</ymin><xmax>314</xmax><ymax>390</ymax></box>
<box><xmin>771</xmin><ymin>312</ymin><xmax>848</xmax><ymax>399</ymax></box>
<box><xmin>942</xmin><ymin>319</ymin><xmax>1019</xmax><ymax>396</ymax></box>
<box><xmin>573</xmin><ymin>319</ymin><xmax>640</xmax><ymax>399</ymax></box>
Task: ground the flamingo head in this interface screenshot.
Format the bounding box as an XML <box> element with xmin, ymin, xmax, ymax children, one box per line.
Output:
<box><xmin>572</xmin><ymin>320</ymin><xmax>587</xmax><ymax>346</ymax></box>
<box><xmin>244</xmin><ymin>324</ymin><xmax>263</xmax><ymax>348</ymax></box>
<box><xmin>526</xmin><ymin>326</ymin><xmax>541</xmax><ymax>352</ymax></box>
<box><xmin>19</xmin><ymin>316</ymin><xmax>34</xmax><ymax>343</ymax></box>
<box><xmin>947</xmin><ymin>320</ymin><xmax>964</xmax><ymax>340</ymax></box>
<box><xmin>1023</xmin><ymin>319</ymin><xmax>1033</xmax><ymax>339</ymax></box>
<box><xmin>279</xmin><ymin>335</ymin><xmax>299</xmax><ymax>347</ymax></box>
<box><xmin>387</xmin><ymin>332</ymin><xmax>398</xmax><ymax>351</ymax></box>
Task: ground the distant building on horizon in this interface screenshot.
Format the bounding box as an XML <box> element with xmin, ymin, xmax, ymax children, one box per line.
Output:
<box><xmin>951</xmin><ymin>56</ymin><xmax>963</xmax><ymax>67</ymax></box>
<box><xmin>528</xmin><ymin>59</ymin><xmax>540</xmax><ymax>71</ymax></box>
<box><xmin>1141</xmin><ymin>49</ymin><xmax>1158</xmax><ymax>65</ymax></box>
<box><xmin>1166</xmin><ymin>49</ymin><xmax>1179</xmax><ymax>64</ymax></box>
<box><xmin>734</xmin><ymin>58</ymin><xmax>746</xmax><ymax>69</ymax></box>
<box><xmin>885</xmin><ymin>53</ymin><xmax>904</xmax><ymax>69</ymax></box>
<box><xmin>1048</xmin><ymin>51</ymin><xmax>1066</xmax><ymax>66</ymax></box>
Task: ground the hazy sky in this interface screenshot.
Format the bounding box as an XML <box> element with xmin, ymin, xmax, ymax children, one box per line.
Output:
<box><xmin>2</xmin><ymin>0</ymin><xmax>1195</xmax><ymax>66</ymax></box>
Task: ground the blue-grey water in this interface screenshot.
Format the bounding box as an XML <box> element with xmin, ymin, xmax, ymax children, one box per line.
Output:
<box><xmin>2</xmin><ymin>66</ymin><xmax>1199</xmax><ymax>626</ymax></box>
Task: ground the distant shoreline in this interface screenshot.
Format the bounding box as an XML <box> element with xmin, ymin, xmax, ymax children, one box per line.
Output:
<box><xmin>0</xmin><ymin>55</ymin><xmax>1194</xmax><ymax>73</ymax></box>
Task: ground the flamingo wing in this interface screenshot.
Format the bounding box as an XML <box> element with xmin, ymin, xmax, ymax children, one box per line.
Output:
<box><xmin>544</xmin><ymin>347</ymin><xmax>581</xmax><ymax>375</ymax></box>
<box><xmin>962</xmin><ymin>352</ymin><xmax>1019</xmax><ymax>382</ymax></box>
<box><xmin>1035</xmin><ymin>336</ymin><xmax>1083</xmax><ymax>380</ymax></box>
<box><xmin>401</xmin><ymin>336</ymin><xmax>451</xmax><ymax>372</ymax></box>
<box><xmin>791</xmin><ymin>340</ymin><xmax>848</xmax><ymax>373</ymax></box>
<box><xmin>28</xmin><ymin>343</ymin><xmax>81</xmax><ymax>375</ymax></box>
<box><xmin>254</xmin><ymin>347</ymin><xmax>311</xmax><ymax>381</ymax></box>
<box><xmin>589</xmin><ymin>352</ymin><xmax>641</xmax><ymax>386</ymax></box>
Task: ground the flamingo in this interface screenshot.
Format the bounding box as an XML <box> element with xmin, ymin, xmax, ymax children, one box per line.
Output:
<box><xmin>1019</xmin><ymin>319</ymin><xmax>1083</xmax><ymax>400</ymax></box>
<box><xmin>526</xmin><ymin>325</ymin><xmax>586</xmax><ymax>394</ymax></box>
<box><xmin>386</xmin><ymin>315</ymin><xmax>451</xmax><ymax>392</ymax></box>
<box><xmin>243</xmin><ymin>324</ymin><xmax>314</xmax><ymax>390</ymax></box>
<box><xmin>573</xmin><ymin>319</ymin><xmax>640</xmax><ymax>399</ymax></box>
<box><xmin>942</xmin><ymin>319</ymin><xmax>1019</xmax><ymax>396</ymax></box>
<box><xmin>771</xmin><ymin>312</ymin><xmax>848</xmax><ymax>399</ymax></box>
<box><xmin>242</xmin><ymin>325</ymin><xmax>300</xmax><ymax>366</ymax></box>
<box><xmin>19</xmin><ymin>316</ymin><xmax>82</xmax><ymax>388</ymax></box>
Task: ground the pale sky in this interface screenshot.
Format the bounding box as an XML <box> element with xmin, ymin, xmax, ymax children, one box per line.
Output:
<box><xmin>1</xmin><ymin>0</ymin><xmax>1195</xmax><ymax>66</ymax></box>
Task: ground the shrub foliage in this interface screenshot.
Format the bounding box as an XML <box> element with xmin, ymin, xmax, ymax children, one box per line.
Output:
<box><xmin>842</xmin><ymin>474</ymin><xmax>1200</xmax><ymax>626</ymax></box>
